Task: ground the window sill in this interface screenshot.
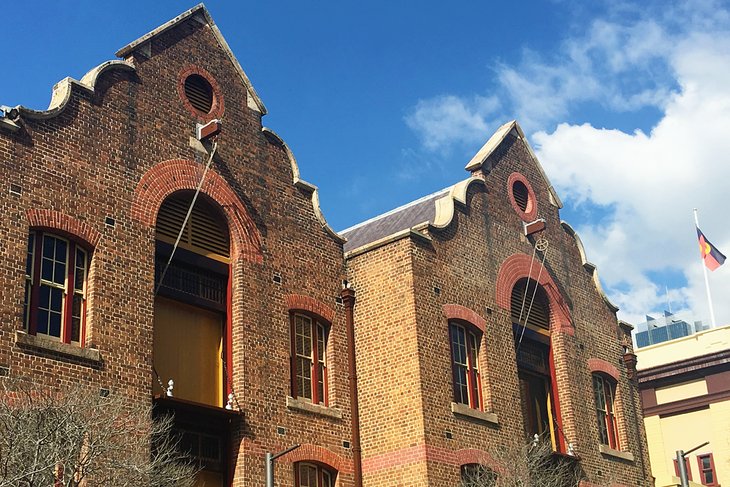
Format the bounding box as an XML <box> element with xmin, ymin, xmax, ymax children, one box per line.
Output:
<box><xmin>451</xmin><ymin>402</ymin><xmax>499</xmax><ymax>425</ymax></box>
<box><xmin>15</xmin><ymin>331</ymin><xmax>102</xmax><ymax>366</ymax></box>
<box><xmin>599</xmin><ymin>444</ymin><xmax>634</xmax><ymax>462</ymax></box>
<box><xmin>286</xmin><ymin>396</ymin><xmax>342</xmax><ymax>419</ymax></box>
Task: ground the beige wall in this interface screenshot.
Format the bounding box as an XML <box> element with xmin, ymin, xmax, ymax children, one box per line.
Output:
<box><xmin>637</xmin><ymin>325</ymin><xmax>730</xmax><ymax>370</ymax></box>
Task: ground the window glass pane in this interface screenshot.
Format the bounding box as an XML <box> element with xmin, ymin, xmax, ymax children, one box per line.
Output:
<box><xmin>49</xmin><ymin>310</ymin><xmax>62</xmax><ymax>337</ymax></box>
<box><xmin>322</xmin><ymin>469</ymin><xmax>334</xmax><ymax>487</ymax></box>
<box><xmin>50</xmin><ymin>287</ymin><xmax>63</xmax><ymax>312</ymax></box>
<box><xmin>26</xmin><ymin>234</ymin><xmax>34</xmax><ymax>276</ymax></box>
<box><xmin>317</xmin><ymin>363</ymin><xmax>325</xmax><ymax>404</ymax></box>
<box><xmin>55</xmin><ymin>238</ymin><xmax>67</xmax><ymax>260</ymax></box>
<box><xmin>54</xmin><ymin>262</ymin><xmax>66</xmax><ymax>285</ymax></box>
<box><xmin>37</xmin><ymin>309</ymin><xmax>49</xmax><ymax>335</ymax></box>
<box><xmin>298</xmin><ymin>464</ymin><xmax>317</xmax><ymax>487</ymax></box>
<box><xmin>317</xmin><ymin>324</ymin><xmax>326</xmax><ymax>362</ymax></box>
<box><xmin>75</xmin><ymin>249</ymin><xmax>86</xmax><ymax>290</ymax></box>
<box><xmin>41</xmin><ymin>258</ymin><xmax>53</xmax><ymax>282</ymax></box>
<box><xmin>43</xmin><ymin>236</ymin><xmax>55</xmax><ymax>258</ymax></box>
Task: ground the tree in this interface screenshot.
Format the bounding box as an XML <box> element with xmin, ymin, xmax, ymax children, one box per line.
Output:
<box><xmin>0</xmin><ymin>377</ymin><xmax>197</xmax><ymax>487</ymax></box>
<box><xmin>458</xmin><ymin>435</ymin><xmax>586</xmax><ymax>487</ymax></box>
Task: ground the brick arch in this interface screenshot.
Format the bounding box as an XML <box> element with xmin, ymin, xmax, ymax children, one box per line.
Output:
<box><xmin>454</xmin><ymin>449</ymin><xmax>499</xmax><ymax>470</ymax></box>
<box><xmin>443</xmin><ymin>304</ymin><xmax>487</xmax><ymax>333</ymax></box>
<box><xmin>131</xmin><ymin>159</ymin><xmax>262</xmax><ymax>263</ymax></box>
<box><xmin>495</xmin><ymin>253</ymin><xmax>573</xmax><ymax>335</ymax></box>
<box><xmin>281</xmin><ymin>444</ymin><xmax>352</xmax><ymax>474</ymax></box>
<box><xmin>26</xmin><ymin>209</ymin><xmax>102</xmax><ymax>249</ymax></box>
<box><xmin>286</xmin><ymin>294</ymin><xmax>336</xmax><ymax>323</ymax></box>
<box><xmin>588</xmin><ymin>358</ymin><xmax>620</xmax><ymax>381</ymax></box>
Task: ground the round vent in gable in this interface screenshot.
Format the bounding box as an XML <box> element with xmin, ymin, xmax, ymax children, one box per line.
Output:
<box><xmin>507</xmin><ymin>173</ymin><xmax>537</xmax><ymax>221</ymax></box>
<box><xmin>184</xmin><ymin>74</ymin><xmax>214</xmax><ymax>113</ymax></box>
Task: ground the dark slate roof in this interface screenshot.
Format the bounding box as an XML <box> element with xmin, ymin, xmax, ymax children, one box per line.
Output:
<box><xmin>341</xmin><ymin>187</ymin><xmax>450</xmax><ymax>253</ymax></box>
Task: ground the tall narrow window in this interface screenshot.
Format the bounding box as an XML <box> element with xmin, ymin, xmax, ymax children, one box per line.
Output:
<box><xmin>292</xmin><ymin>314</ymin><xmax>329</xmax><ymax>405</ymax></box>
<box><xmin>24</xmin><ymin>232</ymin><xmax>88</xmax><ymax>344</ymax></box>
<box><xmin>593</xmin><ymin>374</ymin><xmax>619</xmax><ymax>449</ymax></box>
<box><xmin>512</xmin><ymin>278</ymin><xmax>560</xmax><ymax>450</ymax></box>
<box><xmin>697</xmin><ymin>454</ymin><xmax>718</xmax><ymax>486</ymax></box>
<box><xmin>450</xmin><ymin>322</ymin><xmax>483</xmax><ymax>410</ymax></box>
<box><xmin>295</xmin><ymin>462</ymin><xmax>335</xmax><ymax>487</ymax></box>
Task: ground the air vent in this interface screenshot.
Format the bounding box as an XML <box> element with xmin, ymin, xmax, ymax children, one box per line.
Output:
<box><xmin>512</xmin><ymin>180</ymin><xmax>529</xmax><ymax>212</ymax></box>
<box><xmin>511</xmin><ymin>278</ymin><xmax>550</xmax><ymax>330</ymax></box>
<box><xmin>156</xmin><ymin>193</ymin><xmax>229</xmax><ymax>259</ymax></box>
<box><xmin>184</xmin><ymin>74</ymin><xmax>214</xmax><ymax>113</ymax></box>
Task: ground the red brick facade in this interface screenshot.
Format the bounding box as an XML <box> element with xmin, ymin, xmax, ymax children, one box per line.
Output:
<box><xmin>0</xmin><ymin>6</ymin><xmax>651</xmax><ymax>487</ymax></box>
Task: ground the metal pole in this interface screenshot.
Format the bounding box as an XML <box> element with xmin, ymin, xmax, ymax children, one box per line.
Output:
<box><xmin>694</xmin><ymin>209</ymin><xmax>717</xmax><ymax>327</ymax></box>
<box><xmin>341</xmin><ymin>283</ymin><xmax>363</xmax><ymax>487</ymax></box>
<box><xmin>265</xmin><ymin>452</ymin><xmax>274</xmax><ymax>487</ymax></box>
<box><xmin>676</xmin><ymin>450</ymin><xmax>689</xmax><ymax>487</ymax></box>
<box><xmin>265</xmin><ymin>444</ymin><xmax>300</xmax><ymax>487</ymax></box>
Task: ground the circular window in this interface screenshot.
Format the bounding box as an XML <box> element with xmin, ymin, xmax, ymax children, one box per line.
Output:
<box><xmin>507</xmin><ymin>173</ymin><xmax>537</xmax><ymax>221</ymax></box>
<box><xmin>184</xmin><ymin>74</ymin><xmax>214</xmax><ymax>113</ymax></box>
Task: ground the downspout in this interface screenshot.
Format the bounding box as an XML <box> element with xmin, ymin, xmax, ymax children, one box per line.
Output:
<box><xmin>341</xmin><ymin>283</ymin><xmax>362</xmax><ymax>487</ymax></box>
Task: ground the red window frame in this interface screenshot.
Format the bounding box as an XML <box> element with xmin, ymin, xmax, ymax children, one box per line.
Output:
<box><xmin>25</xmin><ymin>231</ymin><xmax>89</xmax><ymax>345</ymax></box>
<box><xmin>592</xmin><ymin>374</ymin><xmax>619</xmax><ymax>450</ymax></box>
<box><xmin>294</xmin><ymin>462</ymin><xmax>335</xmax><ymax>487</ymax></box>
<box><xmin>291</xmin><ymin>314</ymin><xmax>329</xmax><ymax>406</ymax></box>
<box><xmin>697</xmin><ymin>453</ymin><xmax>718</xmax><ymax>486</ymax></box>
<box><xmin>673</xmin><ymin>457</ymin><xmax>693</xmax><ymax>481</ymax></box>
<box><xmin>449</xmin><ymin>322</ymin><xmax>483</xmax><ymax>410</ymax></box>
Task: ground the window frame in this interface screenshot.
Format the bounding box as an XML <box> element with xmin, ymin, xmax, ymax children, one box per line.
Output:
<box><xmin>592</xmin><ymin>373</ymin><xmax>620</xmax><ymax>450</ymax></box>
<box><xmin>449</xmin><ymin>321</ymin><xmax>483</xmax><ymax>411</ymax></box>
<box><xmin>294</xmin><ymin>462</ymin><xmax>335</xmax><ymax>487</ymax></box>
<box><xmin>697</xmin><ymin>453</ymin><xmax>718</xmax><ymax>486</ymax></box>
<box><xmin>673</xmin><ymin>457</ymin><xmax>693</xmax><ymax>482</ymax></box>
<box><xmin>25</xmin><ymin>231</ymin><xmax>89</xmax><ymax>345</ymax></box>
<box><xmin>290</xmin><ymin>313</ymin><xmax>330</xmax><ymax>406</ymax></box>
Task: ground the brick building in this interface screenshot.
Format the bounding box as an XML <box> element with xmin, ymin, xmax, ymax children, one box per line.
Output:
<box><xmin>0</xmin><ymin>5</ymin><xmax>652</xmax><ymax>487</ymax></box>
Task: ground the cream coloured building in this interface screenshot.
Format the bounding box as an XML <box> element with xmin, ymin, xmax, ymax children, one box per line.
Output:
<box><xmin>637</xmin><ymin>324</ymin><xmax>730</xmax><ymax>487</ymax></box>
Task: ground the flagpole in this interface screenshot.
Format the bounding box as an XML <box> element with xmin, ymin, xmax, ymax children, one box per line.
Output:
<box><xmin>694</xmin><ymin>208</ymin><xmax>717</xmax><ymax>328</ymax></box>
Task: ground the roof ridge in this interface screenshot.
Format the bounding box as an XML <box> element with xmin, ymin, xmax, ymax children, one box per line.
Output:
<box><xmin>340</xmin><ymin>186</ymin><xmax>451</xmax><ymax>234</ymax></box>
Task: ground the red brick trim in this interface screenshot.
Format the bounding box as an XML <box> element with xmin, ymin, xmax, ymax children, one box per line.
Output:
<box><xmin>507</xmin><ymin>172</ymin><xmax>537</xmax><ymax>222</ymax></box>
<box><xmin>453</xmin><ymin>449</ymin><xmax>499</xmax><ymax>470</ymax></box>
<box><xmin>279</xmin><ymin>443</ymin><xmax>352</xmax><ymax>474</ymax></box>
<box><xmin>177</xmin><ymin>65</ymin><xmax>225</xmax><ymax>121</ymax></box>
<box><xmin>588</xmin><ymin>358</ymin><xmax>620</xmax><ymax>381</ymax></box>
<box><xmin>286</xmin><ymin>294</ymin><xmax>336</xmax><ymax>323</ymax></box>
<box><xmin>442</xmin><ymin>304</ymin><xmax>487</xmax><ymax>333</ymax></box>
<box><xmin>495</xmin><ymin>253</ymin><xmax>573</xmax><ymax>335</ymax></box>
<box><xmin>26</xmin><ymin>209</ymin><xmax>102</xmax><ymax>249</ymax></box>
<box><xmin>131</xmin><ymin>159</ymin><xmax>262</xmax><ymax>263</ymax></box>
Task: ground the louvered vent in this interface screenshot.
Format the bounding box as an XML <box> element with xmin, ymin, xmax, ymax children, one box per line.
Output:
<box><xmin>156</xmin><ymin>194</ymin><xmax>229</xmax><ymax>259</ymax></box>
<box><xmin>511</xmin><ymin>278</ymin><xmax>550</xmax><ymax>330</ymax></box>
<box><xmin>513</xmin><ymin>181</ymin><xmax>529</xmax><ymax>212</ymax></box>
<box><xmin>184</xmin><ymin>74</ymin><xmax>214</xmax><ymax>113</ymax></box>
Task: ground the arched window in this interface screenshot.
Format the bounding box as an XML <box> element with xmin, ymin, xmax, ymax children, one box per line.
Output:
<box><xmin>511</xmin><ymin>278</ymin><xmax>560</xmax><ymax>450</ymax></box>
<box><xmin>295</xmin><ymin>462</ymin><xmax>336</xmax><ymax>487</ymax></box>
<box><xmin>24</xmin><ymin>232</ymin><xmax>89</xmax><ymax>344</ymax></box>
<box><xmin>592</xmin><ymin>373</ymin><xmax>619</xmax><ymax>449</ymax></box>
<box><xmin>460</xmin><ymin>463</ymin><xmax>497</xmax><ymax>487</ymax></box>
<box><xmin>291</xmin><ymin>313</ymin><xmax>330</xmax><ymax>406</ymax></box>
<box><xmin>449</xmin><ymin>321</ymin><xmax>483</xmax><ymax>410</ymax></box>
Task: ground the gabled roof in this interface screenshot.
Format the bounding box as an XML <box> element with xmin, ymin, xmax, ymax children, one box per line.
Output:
<box><xmin>465</xmin><ymin>120</ymin><xmax>562</xmax><ymax>208</ymax></box>
<box><xmin>116</xmin><ymin>3</ymin><xmax>267</xmax><ymax>114</ymax></box>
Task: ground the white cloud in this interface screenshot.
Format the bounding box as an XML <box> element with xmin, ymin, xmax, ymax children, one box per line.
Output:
<box><xmin>404</xmin><ymin>0</ymin><xmax>730</xmax><ymax>327</ymax></box>
<box><xmin>534</xmin><ymin>30</ymin><xmax>730</xmax><ymax>325</ymax></box>
<box><xmin>404</xmin><ymin>95</ymin><xmax>500</xmax><ymax>152</ymax></box>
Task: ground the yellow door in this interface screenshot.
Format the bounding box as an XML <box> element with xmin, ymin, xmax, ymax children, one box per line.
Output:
<box><xmin>154</xmin><ymin>297</ymin><xmax>223</xmax><ymax>406</ymax></box>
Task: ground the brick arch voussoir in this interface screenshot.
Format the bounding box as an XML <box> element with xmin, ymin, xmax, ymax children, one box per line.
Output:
<box><xmin>443</xmin><ymin>304</ymin><xmax>487</xmax><ymax>333</ymax></box>
<box><xmin>132</xmin><ymin>159</ymin><xmax>262</xmax><ymax>263</ymax></box>
<box><xmin>26</xmin><ymin>209</ymin><xmax>102</xmax><ymax>249</ymax></box>
<box><xmin>495</xmin><ymin>253</ymin><xmax>573</xmax><ymax>335</ymax></box>
<box><xmin>282</xmin><ymin>444</ymin><xmax>351</xmax><ymax>474</ymax></box>
<box><xmin>286</xmin><ymin>294</ymin><xmax>336</xmax><ymax>323</ymax></box>
<box><xmin>587</xmin><ymin>358</ymin><xmax>620</xmax><ymax>381</ymax></box>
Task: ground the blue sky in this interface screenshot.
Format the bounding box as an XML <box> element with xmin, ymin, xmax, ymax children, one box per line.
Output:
<box><xmin>2</xmin><ymin>0</ymin><xmax>729</xmax><ymax>327</ymax></box>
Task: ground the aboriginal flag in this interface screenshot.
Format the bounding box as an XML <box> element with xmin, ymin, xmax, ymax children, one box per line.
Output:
<box><xmin>697</xmin><ymin>227</ymin><xmax>726</xmax><ymax>271</ymax></box>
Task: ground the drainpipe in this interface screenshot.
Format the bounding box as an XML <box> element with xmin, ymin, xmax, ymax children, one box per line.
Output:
<box><xmin>341</xmin><ymin>282</ymin><xmax>362</xmax><ymax>487</ymax></box>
